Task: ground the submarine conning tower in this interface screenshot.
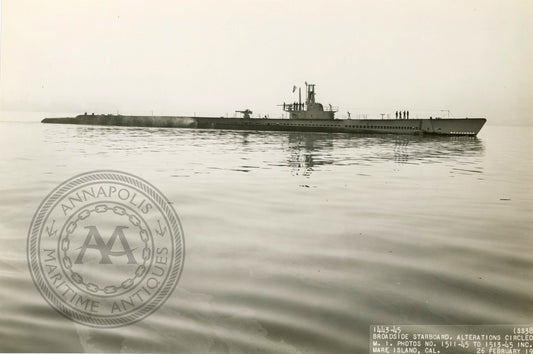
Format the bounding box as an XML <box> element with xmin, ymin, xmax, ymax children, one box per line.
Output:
<box><xmin>282</xmin><ymin>83</ymin><xmax>337</xmax><ymax>120</ymax></box>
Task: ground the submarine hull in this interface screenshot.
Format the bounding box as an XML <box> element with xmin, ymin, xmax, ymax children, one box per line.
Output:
<box><xmin>41</xmin><ymin>115</ymin><xmax>486</xmax><ymax>136</ymax></box>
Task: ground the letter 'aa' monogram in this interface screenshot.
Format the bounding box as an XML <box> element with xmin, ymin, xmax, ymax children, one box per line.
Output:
<box><xmin>75</xmin><ymin>226</ymin><xmax>138</xmax><ymax>265</ymax></box>
<box><xmin>29</xmin><ymin>171</ymin><xmax>184</xmax><ymax>327</ymax></box>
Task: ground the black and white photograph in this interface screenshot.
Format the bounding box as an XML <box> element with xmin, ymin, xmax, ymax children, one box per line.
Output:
<box><xmin>0</xmin><ymin>0</ymin><xmax>532</xmax><ymax>352</ymax></box>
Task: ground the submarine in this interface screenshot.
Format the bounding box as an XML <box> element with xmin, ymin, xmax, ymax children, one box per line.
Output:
<box><xmin>42</xmin><ymin>83</ymin><xmax>486</xmax><ymax>136</ymax></box>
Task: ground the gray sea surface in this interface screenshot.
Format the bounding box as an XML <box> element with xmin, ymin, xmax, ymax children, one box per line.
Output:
<box><xmin>0</xmin><ymin>118</ymin><xmax>531</xmax><ymax>353</ymax></box>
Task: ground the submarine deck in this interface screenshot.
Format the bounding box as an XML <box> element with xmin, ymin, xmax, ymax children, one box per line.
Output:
<box><xmin>41</xmin><ymin>115</ymin><xmax>486</xmax><ymax>136</ymax></box>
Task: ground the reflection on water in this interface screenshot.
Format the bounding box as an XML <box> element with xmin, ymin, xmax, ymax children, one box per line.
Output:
<box><xmin>45</xmin><ymin>125</ymin><xmax>485</xmax><ymax>180</ymax></box>
<box><xmin>285</xmin><ymin>132</ymin><xmax>484</xmax><ymax>177</ymax></box>
<box><xmin>1</xmin><ymin>121</ymin><xmax>531</xmax><ymax>353</ymax></box>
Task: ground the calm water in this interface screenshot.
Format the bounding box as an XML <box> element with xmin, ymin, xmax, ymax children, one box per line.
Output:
<box><xmin>0</xmin><ymin>118</ymin><xmax>531</xmax><ymax>353</ymax></box>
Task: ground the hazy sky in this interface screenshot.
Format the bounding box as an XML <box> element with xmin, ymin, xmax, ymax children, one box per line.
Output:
<box><xmin>1</xmin><ymin>0</ymin><xmax>532</xmax><ymax>124</ymax></box>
